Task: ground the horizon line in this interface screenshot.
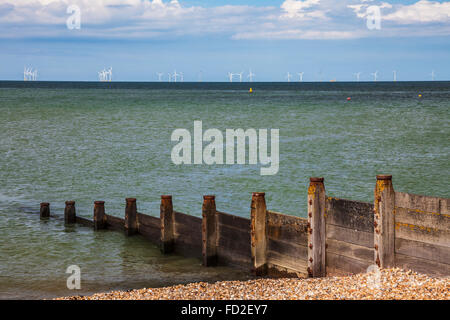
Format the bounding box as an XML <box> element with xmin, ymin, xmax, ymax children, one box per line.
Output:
<box><xmin>1</xmin><ymin>80</ymin><xmax>449</xmax><ymax>83</ymax></box>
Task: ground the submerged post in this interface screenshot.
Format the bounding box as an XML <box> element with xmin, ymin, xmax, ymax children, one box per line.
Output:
<box><xmin>125</xmin><ymin>198</ymin><xmax>138</xmax><ymax>236</ymax></box>
<box><xmin>374</xmin><ymin>175</ymin><xmax>395</xmax><ymax>268</ymax></box>
<box><xmin>250</xmin><ymin>192</ymin><xmax>268</xmax><ymax>276</ymax></box>
<box><xmin>64</xmin><ymin>201</ymin><xmax>76</xmax><ymax>224</ymax></box>
<box><xmin>40</xmin><ymin>202</ymin><xmax>50</xmax><ymax>219</ymax></box>
<box><xmin>202</xmin><ymin>195</ymin><xmax>218</xmax><ymax>267</ymax></box>
<box><xmin>160</xmin><ymin>195</ymin><xmax>174</xmax><ymax>254</ymax></box>
<box><xmin>93</xmin><ymin>201</ymin><xmax>106</xmax><ymax>230</ymax></box>
<box><xmin>307</xmin><ymin>177</ymin><xmax>326</xmax><ymax>277</ymax></box>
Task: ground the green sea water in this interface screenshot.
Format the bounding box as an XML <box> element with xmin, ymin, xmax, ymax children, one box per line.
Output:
<box><xmin>0</xmin><ymin>81</ymin><xmax>449</xmax><ymax>299</ymax></box>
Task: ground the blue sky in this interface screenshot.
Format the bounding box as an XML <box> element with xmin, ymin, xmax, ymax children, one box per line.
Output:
<box><xmin>0</xmin><ymin>0</ymin><xmax>449</xmax><ymax>81</ymax></box>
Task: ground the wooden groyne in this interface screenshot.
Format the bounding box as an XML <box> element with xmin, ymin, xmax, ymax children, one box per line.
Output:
<box><xmin>39</xmin><ymin>175</ymin><xmax>450</xmax><ymax>278</ymax></box>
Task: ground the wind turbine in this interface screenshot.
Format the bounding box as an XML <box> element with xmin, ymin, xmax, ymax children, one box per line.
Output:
<box><xmin>430</xmin><ymin>70</ymin><xmax>436</xmax><ymax>81</ymax></box>
<box><xmin>168</xmin><ymin>73</ymin><xmax>172</xmax><ymax>82</ymax></box>
<box><xmin>353</xmin><ymin>72</ymin><xmax>361</xmax><ymax>82</ymax></box>
<box><xmin>198</xmin><ymin>71</ymin><xmax>203</xmax><ymax>82</ymax></box>
<box><xmin>371</xmin><ymin>71</ymin><xmax>379</xmax><ymax>82</ymax></box>
<box><xmin>107</xmin><ymin>67</ymin><xmax>112</xmax><ymax>81</ymax></box>
<box><xmin>228</xmin><ymin>72</ymin><xmax>233</xmax><ymax>82</ymax></box>
<box><xmin>248</xmin><ymin>69</ymin><xmax>255</xmax><ymax>82</ymax></box>
<box><xmin>172</xmin><ymin>70</ymin><xmax>180</xmax><ymax>82</ymax></box>
<box><xmin>157</xmin><ymin>72</ymin><xmax>164</xmax><ymax>82</ymax></box>
<box><xmin>238</xmin><ymin>72</ymin><xmax>244</xmax><ymax>82</ymax></box>
<box><xmin>179</xmin><ymin>72</ymin><xmax>184</xmax><ymax>82</ymax></box>
<box><xmin>393</xmin><ymin>70</ymin><xmax>397</xmax><ymax>82</ymax></box>
<box><xmin>286</xmin><ymin>72</ymin><xmax>292</xmax><ymax>82</ymax></box>
<box><xmin>298</xmin><ymin>72</ymin><xmax>304</xmax><ymax>82</ymax></box>
<box><xmin>24</xmin><ymin>67</ymin><xmax>34</xmax><ymax>81</ymax></box>
<box><xmin>98</xmin><ymin>67</ymin><xmax>111</xmax><ymax>82</ymax></box>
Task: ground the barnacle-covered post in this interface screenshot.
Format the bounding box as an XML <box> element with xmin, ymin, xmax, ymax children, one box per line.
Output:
<box><xmin>93</xmin><ymin>201</ymin><xmax>106</xmax><ymax>230</ymax></box>
<box><xmin>125</xmin><ymin>198</ymin><xmax>138</xmax><ymax>236</ymax></box>
<box><xmin>40</xmin><ymin>202</ymin><xmax>50</xmax><ymax>219</ymax></box>
<box><xmin>202</xmin><ymin>195</ymin><xmax>218</xmax><ymax>267</ymax></box>
<box><xmin>251</xmin><ymin>192</ymin><xmax>268</xmax><ymax>276</ymax></box>
<box><xmin>307</xmin><ymin>177</ymin><xmax>326</xmax><ymax>277</ymax></box>
<box><xmin>160</xmin><ymin>195</ymin><xmax>175</xmax><ymax>253</ymax></box>
<box><xmin>64</xmin><ymin>201</ymin><xmax>76</xmax><ymax>224</ymax></box>
<box><xmin>374</xmin><ymin>175</ymin><xmax>395</xmax><ymax>268</ymax></box>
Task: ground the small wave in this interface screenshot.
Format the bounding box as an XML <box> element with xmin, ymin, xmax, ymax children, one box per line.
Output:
<box><xmin>0</xmin><ymin>192</ymin><xmax>25</xmax><ymax>204</ymax></box>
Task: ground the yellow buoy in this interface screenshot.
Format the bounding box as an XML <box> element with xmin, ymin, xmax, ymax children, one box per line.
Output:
<box><xmin>249</xmin><ymin>88</ymin><xmax>253</xmax><ymax>93</ymax></box>
<box><xmin>418</xmin><ymin>94</ymin><xmax>422</xmax><ymax>98</ymax></box>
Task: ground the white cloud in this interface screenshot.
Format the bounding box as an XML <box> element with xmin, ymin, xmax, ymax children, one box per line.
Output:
<box><xmin>0</xmin><ymin>0</ymin><xmax>187</xmax><ymax>25</ymax></box>
<box><xmin>281</xmin><ymin>0</ymin><xmax>324</xmax><ymax>19</ymax></box>
<box><xmin>347</xmin><ymin>1</ymin><xmax>392</xmax><ymax>19</ymax></box>
<box><xmin>0</xmin><ymin>0</ymin><xmax>281</xmax><ymax>40</ymax></box>
<box><xmin>348</xmin><ymin>0</ymin><xmax>450</xmax><ymax>24</ymax></box>
<box><xmin>347</xmin><ymin>4</ymin><xmax>367</xmax><ymax>18</ymax></box>
<box><xmin>0</xmin><ymin>0</ymin><xmax>449</xmax><ymax>40</ymax></box>
<box><xmin>233</xmin><ymin>29</ymin><xmax>360</xmax><ymax>40</ymax></box>
<box><xmin>383</xmin><ymin>0</ymin><xmax>450</xmax><ymax>24</ymax></box>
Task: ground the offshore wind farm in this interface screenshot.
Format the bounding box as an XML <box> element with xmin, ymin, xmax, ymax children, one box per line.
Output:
<box><xmin>7</xmin><ymin>65</ymin><xmax>445</xmax><ymax>83</ymax></box>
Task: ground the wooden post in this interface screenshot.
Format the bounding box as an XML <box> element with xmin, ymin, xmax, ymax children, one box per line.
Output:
<box><xmin>64</xmin><ymin>201</ymin><xmax>76</xmax><ymax>224</ymax></box>
<box><xmin>93</xmin><ymin>201</ymin><xmax>106</xmax><ymax>230</ymax></box>
<box><xmin>160</xmin><ymin>195</ymin><xmax>174</xmax><ymax>254</ymax></box>
<box><xmin>40</xmin><ymin>202</ymin><xmax>50</xmax><ymax>219</ymax></box>
<box><xmin>250</xmin><ymin>192</ymin><xmax>267</xmax><ymax>276</ymax></box>
<box><xmin>307</xmin><ymin>177</ymin><xmax>326</xmax><ymax>277</ymax></box>
<box><xmin>202</xmin><ymin>195</ymin><xmax>218</xmax><ymax>267</ymax></box>
<box><xmin>125</xmin><ymin>198</ymin><xmax>138</xmax><ymax>236</ymax></box>
<box><xmin>374</xmin><ymin>175</ymin><xmax>395</xmax><ymax>268</ymax></box>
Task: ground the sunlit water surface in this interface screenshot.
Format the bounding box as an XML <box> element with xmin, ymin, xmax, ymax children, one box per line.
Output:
<box><xmin>0</xmin><ymin>81</ymin><xmax>448</xmax><ymax>299</ymax></box>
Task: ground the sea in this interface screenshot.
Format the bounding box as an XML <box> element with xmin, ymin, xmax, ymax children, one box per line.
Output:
<box><xmin>0</xmin><ymin>81</ymin><xmax>448</xmax><ymax>299</ymax></box>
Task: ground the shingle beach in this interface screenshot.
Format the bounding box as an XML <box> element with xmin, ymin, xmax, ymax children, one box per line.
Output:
<box><xmin>58</xmin><ymin>268</ymin><xmax>449</xmax><ymax>300</ymax></box>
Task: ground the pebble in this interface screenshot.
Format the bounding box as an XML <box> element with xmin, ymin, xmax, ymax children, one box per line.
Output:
<box><xmin>57</xmin><ymin>268</ymin><xmax>449</xmax><ymax>300</ymax></box>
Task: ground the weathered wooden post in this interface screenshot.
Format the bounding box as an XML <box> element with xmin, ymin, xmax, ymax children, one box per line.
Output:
<box><xmin>93</xmin><ymin>201</ymin><xmax>106</xmax><ymax>230</ymax></box>
<box><xmin>250</xmin><ymin>192</ymin><xmax>268</xmax><ymax>276</ymax></box>
<box><xmin>40</xmin><ymin>202</ymin><xmax>50</xmax><ymax>219</ymax></box>
<box><xmin>160</xmin><ymin>195</ymin><xmax>175</xmax><ymax>254</ymax></box>
<box><xmin>307</xmin><ymin>177</ymin><xmax>326</xmax><ymax>277</ymax></box>
<box><xmin>202</xmin><ymin>195</ymin><xmax>218</xmax><ymax>267</ymax></box>
<box><xmin>64</xmin><ymin>201</ymin><xmax>76</xmax><ymax>224</ymax></box>
<box><xmin>374</xmin><ymin>175</ymin><xmax>395</xmax><ymax>268</ymax></box>
<box><xmin>125</xmin><ymin>198</ymin><xmax>138</xmax><ymax>236</ymax></box>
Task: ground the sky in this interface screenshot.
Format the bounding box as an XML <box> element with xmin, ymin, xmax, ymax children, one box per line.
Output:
<box><xmin>0</xmin><ymin>0</ymin><xmax>449</xmax><ymax>81</ymax></box>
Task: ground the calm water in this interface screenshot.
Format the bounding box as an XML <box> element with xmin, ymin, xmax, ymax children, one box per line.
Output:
<box><xmin>0</xmin><ymin>81</ymin><xmax>449</xmax><ymax>299</ymax></box>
